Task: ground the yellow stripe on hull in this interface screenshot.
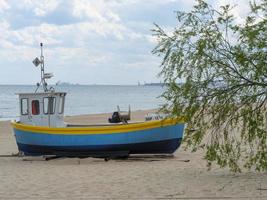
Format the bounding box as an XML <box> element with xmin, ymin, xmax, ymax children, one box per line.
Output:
<box><xmin>11</xmin><ymin>118</ymin><xmax>184</xmax><ymax>135</ymax></box>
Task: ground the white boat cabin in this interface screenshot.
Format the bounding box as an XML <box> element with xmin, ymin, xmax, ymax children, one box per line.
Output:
<box><xmin>18</xmin><ymin>92</ymin><xmax>66</xmax><ymax>127</ymax></box>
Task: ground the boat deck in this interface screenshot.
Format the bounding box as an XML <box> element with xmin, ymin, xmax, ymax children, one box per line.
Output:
<box><xmin>64</xmin><ymin>109</ymin><xmax>157</xmax><ymax>126</ymax></box>
<box><xmin>66</xmin><ymin>121</ymin><xmax>143</xmax><ymax>127</ymax></box>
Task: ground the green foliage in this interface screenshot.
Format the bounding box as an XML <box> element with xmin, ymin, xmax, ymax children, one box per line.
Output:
<box><xmin>153</xmin><ymin>0</ymin><xmax>267</xmax><ymax>172</ymax></box>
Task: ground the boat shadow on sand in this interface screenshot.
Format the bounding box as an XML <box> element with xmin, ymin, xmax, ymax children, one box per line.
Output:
<box><xmin>0</xmin><ymin>153</ymin><xmax>190</xmax><ymax>163</ymax></box>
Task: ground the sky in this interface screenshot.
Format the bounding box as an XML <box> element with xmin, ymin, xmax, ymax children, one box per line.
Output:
<box><xmin>0</xmin><ymin>0</ymin><xmax>251</xmax><ymax>85</ymax></box>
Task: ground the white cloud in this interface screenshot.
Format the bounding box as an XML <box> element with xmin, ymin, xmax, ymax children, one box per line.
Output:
<box><xmin>124</xmin><ymin>0</ymin><xmax>194</xmax><ymax>6</ymax></box>
<box><xmin>71</xmin><ymin>0</ymin><xmax>121</xmax><ymax>22</ymax></box>
<box><xmin>2</xmin><ymin>0</ymin><xmax>253</xmax><ymax>84</ymax></box>
<box><xmin>0</xmin><ymin>18</ymin><xmax>142</xmax><ymax>62</ymax></box>
<box><xmin>154</xmin><ymin>0</ymin><xmax>194</xmax><ymax>7</ymax></box>
<box><xmin>0</xmin><ymin>0</ymin><xmax>9</xmax><ymax>12</ymax></box>
<box><xmin>146</xmin><ymin>35</ymin><xmax>158</xmax><ymax>44</ymax></box>
<box><xmin>18</xmin><ymin>0</ymin><xmax>61</xmax><ymax>16</ymax></box>
<box><xmin>212</xmin><ymin>0</ymin><xmax>251</xmax><ymax>24</ymax></box>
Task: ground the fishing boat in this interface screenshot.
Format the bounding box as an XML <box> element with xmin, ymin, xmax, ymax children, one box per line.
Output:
<box><xmin>11</xmin><ymin>43</ymin><xmax>185</xmax><ymax>158</ymax></box>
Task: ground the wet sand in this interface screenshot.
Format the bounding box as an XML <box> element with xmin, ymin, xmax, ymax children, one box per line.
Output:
<box><xmin>0</xmin><ymin>110</ymin><xmax>266</xmax><ymax>200</ymax></box>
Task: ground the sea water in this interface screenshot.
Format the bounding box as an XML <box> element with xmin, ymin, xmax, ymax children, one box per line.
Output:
<box><xmin>0</xmin><ymin>85</ymin><xmax>166</xmax><ymax>121</ymax></box>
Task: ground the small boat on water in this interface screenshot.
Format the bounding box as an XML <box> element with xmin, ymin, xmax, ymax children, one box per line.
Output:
<box><xmin>11</xmin><ymin>43</ymin><xmax>185</xmax><ymax>158</ymax></box>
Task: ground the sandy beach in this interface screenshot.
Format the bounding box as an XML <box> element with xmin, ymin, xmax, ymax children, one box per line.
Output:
<box><xmin>0</xmin><ymin>110</ymin><xmax>266</xmax><ymax>200</ymax></box>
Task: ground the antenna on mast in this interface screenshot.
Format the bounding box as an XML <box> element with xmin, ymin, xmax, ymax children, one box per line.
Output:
<box><xmin>33</xmin><ymin>43</ymin><xmax>53</xmax><ymax>92</ymax></box>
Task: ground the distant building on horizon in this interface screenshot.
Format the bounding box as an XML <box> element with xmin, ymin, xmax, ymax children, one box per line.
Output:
<box><xmin>144</xmin><ymin>82</ymin><xmax>165</xmax><ymax>87</ymax></box>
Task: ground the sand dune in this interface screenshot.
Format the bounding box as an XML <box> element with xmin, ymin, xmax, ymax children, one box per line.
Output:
<box><xmin>0</xmin><ymin>110</ymin><xmax>266</xmax><ymax>199</ymax></box>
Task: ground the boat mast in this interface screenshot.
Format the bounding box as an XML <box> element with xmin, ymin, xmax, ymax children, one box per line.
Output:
<box><xmin>33</xmin><ymin>43</ymin><xmax>53</xmax><ymax>92</ymax></box>
<box><xmin>40</xmin><ymin>43</ymin><xmax>47</xmax><ymax>92</ymax></box>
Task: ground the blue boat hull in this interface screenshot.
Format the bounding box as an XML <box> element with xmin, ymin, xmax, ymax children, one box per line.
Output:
<box><xmin>12</xmin><ymin>119</ymin><xmax>184</xmax><ymax>157</ymax></box>
<box><xmin>17</xmin><ymin>138</ymin><xmax>182</xmax><ymax>157</ymax></box>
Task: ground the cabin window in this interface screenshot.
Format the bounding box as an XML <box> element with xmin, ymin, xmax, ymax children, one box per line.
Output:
<box><xmin>31</xmin><ymin>100</ymin><xmax>40</xmax><ymax>115</ymax></box>
<box><xmin>21</xmin><ymin>98</ymin><xmax>28</xmax><ymax>115</ymax></box>
<box><xmin>58</xmin><ymin>95</ymin><xmax>65</xmax><ymax>114</ymax></box>
<box><xmin>43</xmin><ymin>97</ymin><xmax>56</xmax><ymax>114</ymax></box>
